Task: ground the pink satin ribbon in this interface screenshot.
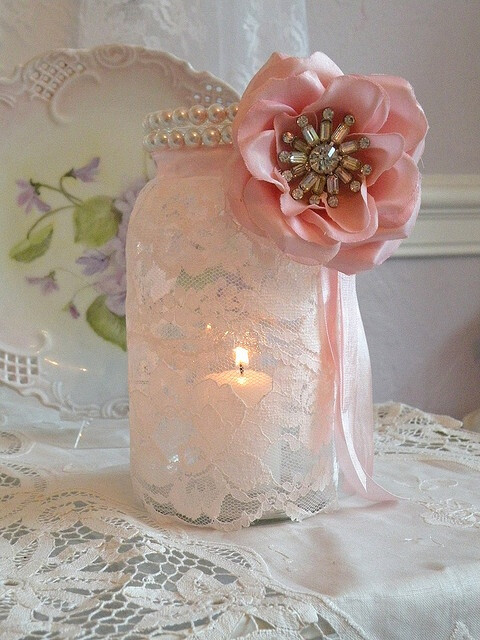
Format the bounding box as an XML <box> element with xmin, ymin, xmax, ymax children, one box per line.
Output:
<box><xmin>319</xmin><ymin>268</ymin><xmax>396</xmax><ymax>501</ymax></box>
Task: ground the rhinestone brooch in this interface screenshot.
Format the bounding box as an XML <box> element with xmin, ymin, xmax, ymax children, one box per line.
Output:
<box><xmin>278</xmin><ymin>109</ymin><xmax>372</xmax><ymax>208</ymax></box>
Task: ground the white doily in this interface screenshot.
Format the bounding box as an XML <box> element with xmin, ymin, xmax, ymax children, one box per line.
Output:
<box><xmin>374</xmin><ymin>402</ymin><xmax>478</xmax><ymax>470</ymax></box>
<box><xmin>0</xmin><ymin>490</ymin><xmax>352</xmax><ymax>638</ymax></box>
<box><xmin>0</xmin><ymin>397</ymin><xmax>479</xmax><ymax>639</ymax></box>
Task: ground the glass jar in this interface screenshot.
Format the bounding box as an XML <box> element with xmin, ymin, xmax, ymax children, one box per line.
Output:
<box><xmin>126</xmin><ymin>104</ymin><xmax>375</xmax><ymax>530</ymax></box>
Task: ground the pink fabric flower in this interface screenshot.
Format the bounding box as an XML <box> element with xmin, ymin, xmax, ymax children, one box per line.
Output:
<box><xmin>228</xmin><ymin>52</ymin><xmax>428</xmax><ymax>274</ymax></box>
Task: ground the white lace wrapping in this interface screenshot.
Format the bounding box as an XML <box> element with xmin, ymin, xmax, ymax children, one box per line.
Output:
<box><xmin>126</xmin><ymin>172</ymin><xmax>339</xmax><ymax>530</ymax></box>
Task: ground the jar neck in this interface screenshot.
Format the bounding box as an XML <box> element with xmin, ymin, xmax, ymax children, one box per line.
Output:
<box><xmin>153</xmin><ymin>145</ymin><xmax>234</xmax><ymax>179</ymax></box>
<box><xmin>143</xmin><ymin>103</ymin><xmax>238</xmax><ymax>179</ymax></box>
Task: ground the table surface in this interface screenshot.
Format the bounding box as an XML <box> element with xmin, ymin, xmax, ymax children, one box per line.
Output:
<box><xmin>1</xmin><ymin>385</ymin><xmax>479</xmax><ymax>640</ymax></box>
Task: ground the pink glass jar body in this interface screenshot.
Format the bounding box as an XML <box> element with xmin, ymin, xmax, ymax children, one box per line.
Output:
<box><xmin>126</xmin><ymin>147</ymin><xmax>338</xmax><ymax>530</ymax></box>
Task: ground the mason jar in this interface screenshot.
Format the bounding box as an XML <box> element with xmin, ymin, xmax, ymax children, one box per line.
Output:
<box><xmin>125</xmin><ymin>103</ymin><xmax>366</xmax><ymax>530</ymax></box>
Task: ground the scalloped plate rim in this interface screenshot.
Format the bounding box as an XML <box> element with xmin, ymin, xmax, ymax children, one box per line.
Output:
<box><xmin>0</xmin><ymin>43</ymin><xmax>240</xmax><ymax>420</ymax></box>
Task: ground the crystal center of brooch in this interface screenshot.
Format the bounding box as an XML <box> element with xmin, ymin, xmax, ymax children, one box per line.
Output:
<box><xmin>309</xmin><ymin>143</ymin><xmax>339</xmax><ymax>174</ymax></box>
<box><xmin>277</xmin><ymin>109</ymin><xmax>372</xmax><ymax>208</ymax></box>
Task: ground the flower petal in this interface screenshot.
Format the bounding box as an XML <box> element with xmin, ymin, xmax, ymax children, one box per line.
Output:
<box><xmin>253</xmin><ymin>71</ymin><xmax>325</xmax><ymax>114</ymax></box>
<box><xmin>239</xmin><ymin>129</ymin><xmax>278</xmax><ymax>183</ymax></box>
<box><xmin>236</xmin><ymin>100</ymin><xmax>294</xmax><ymax>145</ymax></box>
<box><xmin>243</xmin><ymin>178</ymin><xmax>339</xmax><ymax>265</ymax></box>
<box><xmin>303</xmin><ymin>188</ymin><xmax>378</xmax><ymax>242</ymax></box>
<box><xmin>33</xmin><ymin>195</ymin><xmax>51</xmax><ymax>213</ymax></box>
<box><xmin>374</xmin><ymin>75</ymin><xmax>428</xmax><ymax>160</ymax></box>
<box><xmin>245</xmin><ymin>52</ymin><xmax>342</xmax><ymax>97</ymax></box>
<box><xmin>348</xmin><ymin>132</ymin><xmax>405</xmax><ymax>185</ymax></box>
<box><xmin>327</xmin><ymin>238</ymin><xmax>403</xmax><ymax>275</ymax></box>
<box><xmin>410</xmin><ymin>137</ymin><xmax>426</xmax><ymax>165</ymax></box>
<box><xmin>370</xmin><ymin>154</ymin><xmax>420</xmax><ymax>231</ymax></box>
<box><xmin>17</xmin><ymin>190</ymin><xmax>32</xmax><ymax>207</ymax></box>
<box><xmin>286</xmin><ymin>212</ymin><xmax>336</xmax><ymax>246</ymax></box>
<box><xmin>235</xmin><ymin>72</ymin><xmax>325</xmax><ymax>143</ymax></box>
<box><xmin>226</xmin><ymin>155</ymin><xmax>267</xmax><ymax>237</ymax></box>
<box><xmin>73</xmin><ymin>156</ymin><xmax>100</xmax><ymax>182</ymax></box>
<box><xmin>76</xmin><ymin>249</ymin><xmax>110</xmax><ymax>276</ymax></box>
<box><xmin>305</xmin><ymin>75</ymin><xmax>390</xmax><ymax>133</ymax></box>
<box><xmin>279</xmin><ymin>188</ymin><xmax>311</xmax><ymax>217</ymax></box>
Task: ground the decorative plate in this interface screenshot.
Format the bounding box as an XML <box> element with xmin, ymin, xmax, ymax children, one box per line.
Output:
<box><xmin>0</xmin><ymin>44</ymin><xmax>239</xmax><ymax>419</ymax></box>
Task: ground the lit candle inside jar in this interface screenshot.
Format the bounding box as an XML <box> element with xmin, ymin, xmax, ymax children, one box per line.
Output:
<box><xmin>206</xmin><ymin>347</ymin><xmax>272</xmax><ymax>408</ymax></box>
<box><xmin>234</xmin><ymin>346</ymin><xmax>249</xmax><ymax>376</ymax></box>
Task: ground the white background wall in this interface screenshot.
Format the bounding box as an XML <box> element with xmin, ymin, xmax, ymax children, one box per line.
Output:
<box><xmin>0</xmin><ymin>0</ymin><xmax>479</xmax><ymax>419</ymax></box>
<box><xmin>357</xmin><ymin>256</ymin><xmax>480</xmax><ymax>418</ymax></box>
<box><xmin>305</xmin><ymin>0</ymin><xmax>480</xmax><ymax>175</ymax></box>
<box><xmin>303</xmin><ymin>0</ymin><xmax>480</xmax><ymax>418</ymax></box>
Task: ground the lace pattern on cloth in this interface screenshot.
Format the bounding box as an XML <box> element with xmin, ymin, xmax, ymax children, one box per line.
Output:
<box><xmin>375</xmin><ymin>403</ymin><xmax>480</xmax><ymax>534</ymax></box>
<box><xmin>0</xmin><ymin>403</ymin><xmax>479</xmax><ymax>639</ymax></box>
<box><xmin>449</xmin><ymin>622</ymin><xmax>477</xmax><ymax>640</ymax></box>
<box><xmin>375</xmin><ymin>403</ymin><xmax>479</xmax><ymax>470</ymax></box>
<box><xmin>0</xmin><ymin>490</ymin><xmax>351</xmax><ymax>639</ymax></box>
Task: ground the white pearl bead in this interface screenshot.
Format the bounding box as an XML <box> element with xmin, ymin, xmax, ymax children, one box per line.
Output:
<box><xmin>202</xmin><ymin>127</ymin><xmax>221</xmax><ymax>146</ymax></box>
<box><xmin>207</xmin><ymin>103</ymin><xmax>226</xmax><ymax>124</ymax></box>
<box><xmin>173</xmin><ymin>107</ymin><xmax>189</xmax><ymax>126</ymax></box>
<box><xmin>168</xmin><ymin>130</ymin><xmax>185</xmax><ymax>148</ymax></box>
<box><xmin>153</xmin><ymin>131</ymin><xmax>169</xmax><ymax>148</ymax></box>
<box><xmin>143</xmin><ymin>102</ymin><xmax>240</xmax><ymax>152</ymax></box>
<box><xmin>160</xmin><ymin>110</ymin><xmax>173</xmax><ymax>125</ymax></box>
<box><xmin>143</xmin><ymin>131</ymin><xmax>157</xmax><ymax>151</ymax></box>
<box><xmin>221</xmin><ymin>124</ymin><xmax>232</xmax><ymax>144</ymax></box>
<box><xmin>188</xmin><ymin>104</ymin><xmax>207</xmax><ymax>125</ymax></box>
<box><xmin>147</xmin><ymin>112</ymin><xmax>161</xmax><ymax>129</ymax></box>
<box><xmin>185</xmin><ymin>129</ymin><xmax>202</xmax><ymax>147</ymax></box>
<box><xmin>227</xmin><ymin>103</ymin><xmax>239</xmax><ymax>120</ymax></box>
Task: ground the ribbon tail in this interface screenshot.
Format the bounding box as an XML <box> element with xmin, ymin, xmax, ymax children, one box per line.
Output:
<box><xmin>319</xmin><ymin>267</ymin><xmax>397</xmax><ymax>502</ymax></box>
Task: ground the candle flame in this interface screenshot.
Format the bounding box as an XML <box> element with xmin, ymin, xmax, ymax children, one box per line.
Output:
<box><xmin>234</xmin><ymin>346</ymin><xmax>249</xmax><ymax>368</ymax></box>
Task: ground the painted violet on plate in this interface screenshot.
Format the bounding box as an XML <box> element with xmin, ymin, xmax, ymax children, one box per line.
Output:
<box><xmin>10</xmin><ymin>158</ymin><xmax>147</xmax><ymax>350</ymax></box>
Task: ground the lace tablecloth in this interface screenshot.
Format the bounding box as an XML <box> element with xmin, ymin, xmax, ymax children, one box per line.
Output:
<box><xmin>1</xmin><ymin>386</ymin><xmax>479</xmax><ymax>640</ymax></box>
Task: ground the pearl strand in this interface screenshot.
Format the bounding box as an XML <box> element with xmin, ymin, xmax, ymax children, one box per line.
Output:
<box><xmin>143</xmin><ymin>103</ymin><xmax>238</xmax><ymax>152</ymax></box>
